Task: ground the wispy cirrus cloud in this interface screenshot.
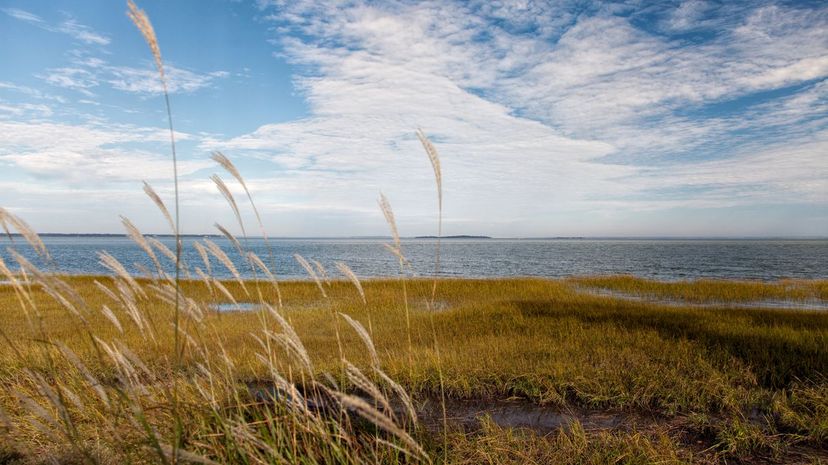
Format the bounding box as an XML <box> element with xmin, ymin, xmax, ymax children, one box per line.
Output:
<box><xmin>40</xmin><ymin>57</ymin><xmax>229</xmax><ymax>96</ymax></box>
<box><xmin>2</xmin><ymin>7</ymin><xmax>110</xmax><ymax>45</ymax></box>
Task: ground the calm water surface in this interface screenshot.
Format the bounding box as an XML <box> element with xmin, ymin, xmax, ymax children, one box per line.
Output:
<box><xmin>1</xmin><ymin>237</ymin><xmax>826</xmax><ymax>281</ymax></box>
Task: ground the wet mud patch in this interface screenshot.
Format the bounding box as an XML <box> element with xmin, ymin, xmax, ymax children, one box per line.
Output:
<box><xmin>417</xmin><ymin>396</ymin><xmax>650</xmax><ymax>434</ymax></box>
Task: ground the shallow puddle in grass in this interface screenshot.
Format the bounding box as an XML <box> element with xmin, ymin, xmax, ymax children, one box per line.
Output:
<box><xmin>578</xmin><ymin>288</ymin><xmax>828</xmax><ymax>311</ymax></box>
<box><xmin>210</xmin><ymin>302</ymin><xmax>263</xmax><ymax>312</ymax></box>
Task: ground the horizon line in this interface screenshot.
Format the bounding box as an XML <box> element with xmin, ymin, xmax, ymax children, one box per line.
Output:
<box><xmin>3</xmin><ymin>233</ymin><xmax>827</xmax><ymax>240</ymax></box>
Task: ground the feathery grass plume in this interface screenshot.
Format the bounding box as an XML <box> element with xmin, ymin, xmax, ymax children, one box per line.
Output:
<box><xmin>378</xmin><ymin>193</ymin><xmax>400</xmax><ymax>251</ymax></box>
<box><xmin>214</xmin><ymin>222</ymin><xmax>243</xmax><ymax>256</ymax></box>
<box><xmin>210</xmin><ymin>277</ymin><xmax>238</xmax><ymax>306</ymax></box>
<box><xmin>121</xmin><ymin>216</ymin><xmax>163</xmax><ymax>273</ymax></box>
<box><xmin>14</xmin><ymin>391</ymin><xmax>60</xmax><ymax>440</ymax></box>
<box><xmin>260</xmin><ymin>364</ymin><xmax>310</xmax><ymax>415</ymax></box>
<box><xmin>142</xmin><ymin>181</ymin><xmax>176</xmax><ymax>234</ymax></box>
<box><xmin>247</xmin><ymin>251</ymin><xmax>275</xmax><ymax>282</ymax></box>
<box><xmin>29</xmin><ymin>370</ymin><xmax>70</xmax><ymax>421</ymax></box>
<box><xmin>343</xmin><ymin>360</ymin><xmax>397</xmax><ymax>422</ymax></box>
<box><xmin>193</xmin><ymin>240</ymin><xmax>212</xmax><ymax>274</ymax></box>
<box><xmin>127</xmin><ymin>1</ymin><xmax>163</xmax><ymax>80</ymax></box>
<box><xmin>211</xmin><ymin>152</ymin><xmax>243</xmax><ymax>186</ymax></box>
<box><xmin>294</xmin><ymin>254</ymin><xmax>327</xmax><ymax>298</ymax></box>
<box><xmin>339</xmin><ymin>312</ymin><xmax>379</xmax><ymax>368</ymax></box>
<box><xmin>203</xmin><ymin>238</ymin><xmax>248</xmax><ymax>295</ymax></box>
<box><xmin>267</xmin><ymin>330</ymin><xmax>313</xmax><ymax>374</ymax></box>
<box><xmin>312</xmin><ymin>259</ymin><xmax>331</xmax><ymax>286</ymax></box>
<box><xmin>150</xmin><ymin>283</ymin><xmax>204</xmax><ymax>321</ymax></box>
<box><xmin>375</xmin><ymin>369</ymin><xmax>417</xmax><ymax>427</ymax></box>
<box><xmin>211</xmin><ymin>174</ymin><xmax>246</xmax><ymax>237</ymax></box>
<box><xmin>377</xmin><ymin>194</ymin><xmax>413</xmax><ymax>373</ymax></box>
<box><xmin>265</xmin><ymin>304</ymin><xmax>311</xmax><ymax>370</ymax></box>
<box><xmin>0</xmin><ymin>208</ymin><xmax>11</xmax><ymax>238</ymax></box>
<box><xmin>58</xmin><ymin>385</ymin><xmax>83</xmax><ymax>411</ymax></box>
<box><xmin>147</xmin><ymin>237</ymin><xmax>188</xmax><ymax>276</ymax></box>
<box><xmin>99</xmin><ymin>304</ymin><xmax>124</xmax><ymax>334</ymax></box>
<box><xmin>248</xmin><ymin>251</ymin><xmax>283</xmax><ymax>307</ymax></box>
<box><xmin>335</xmin><ymin>261</ymin><xmax>366</xmax><ymax>305</ymax></box>
<box><xmin>94</xmin><ymin>279</ymin><xmax>122</xmax><ymax>304</ymax></box>
<box><xmin>115</xmin><ymin>341</ymin><xmax>155</xmax><ymax>380</ymax></box>
<box><xmin>417</xmin><ymin>129</ymin><xmax>443</xmax><ymax>303</ymax></box>
<box><xmin>101</xmin><ymin>277</ymin><xmax>153</xmax><ymax>340</ymax></box>
<box><xmin>416</xmin><ymin>129</ymin><xmax>442</xmax><ymax>213</ymax></box>
<box><xmin>194</xmin><ymin>267</ymin><xmax>214</xmax><ymax>294</ymax></box>
<box><xmin>333</xmin><ymin>392</ymin><xmax>429</xmax><ymax>462</ymax></box>
<box><xmin>0</xmin><ymin>207</ymin><xmax>50</xmax><ymax>259</ymax></box>
<box><xmin>98</xmin><ymin>251</ymin><xmax>147</xmax><ymax>299</ymax></box>
<box><xmin>211</xmin><ymin>152</ymin><xmax>281</xmax><ymax>294</ymax></box>
<box><xmin>10</xmin><ymin>250</ymin><xmax>86</xmax><ymax>319</ymax></box>
<box><xmin>0</xmin><ymin>255</ymin><xmax>36</xmax><ymax>315</ymax></box>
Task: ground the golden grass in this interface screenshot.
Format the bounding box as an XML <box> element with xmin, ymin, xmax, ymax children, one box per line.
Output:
<box><xmin>1</xmin><ymin>275</ymin><xmax>826</xmax><ymax>463</ymax></box>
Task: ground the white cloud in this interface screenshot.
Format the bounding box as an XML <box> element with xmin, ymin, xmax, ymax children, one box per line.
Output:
<box><xmin>665</xmin><ymin>0</ymin><xmax>710</xmax><ymax>31</ymax></box>
<box><xmin>2</xmin><ymin>8</ymin><xmax>110</xmax><ymax>45</ymax></box>
<box><xmin>0</xmin><ymin>121</ymin><xmax>208</xmax><ymax>182</ymax></box>
<box><xmin>213</xmin><ymin>0</ymin><xmax>827</xmax><ymax>235</ymax></box>
<box><xmin>57</xmin><ymin>18</ymin><xmax>110</xmax><ymax>45</ymax></box>
<box><xmin>0</xmin><ymin>102</ymin><xmax>53</xmax><ymax>118</ymax></box>
<box><xmin>41</xmin><ymin>57</ymin><xmax>229</xmax><ymax>95</ymax></box>
<box><xmin>0</xmin><ymin>81</ymin><xmax>66</xmax><ymax>103</ymax></box>
<box><xmin>2</xmin><ymin>7</ymin><xmax>43</xmax><ymax>24</ymax></box>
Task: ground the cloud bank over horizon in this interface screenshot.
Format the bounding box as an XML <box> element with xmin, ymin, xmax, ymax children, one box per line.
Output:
<box><xmin>0</xmin><ymin>0</ymin><xmax>826</xmax><ymax>237</ymax></box>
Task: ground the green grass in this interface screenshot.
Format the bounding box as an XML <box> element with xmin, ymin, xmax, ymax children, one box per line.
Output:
<box><xmin>1</xmin><ymin>275</ymin><xmax>826</xmax><ymax>463</ymax></box>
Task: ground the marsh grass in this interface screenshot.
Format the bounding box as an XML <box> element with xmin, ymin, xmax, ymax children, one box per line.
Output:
<box><xmin>1</xmin><ymin>276</ymin><xmax>827</xmax><ymax>463</ymax></box>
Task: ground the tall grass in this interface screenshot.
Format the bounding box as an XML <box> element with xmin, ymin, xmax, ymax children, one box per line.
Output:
<box><xmin>0</xmin><ymin>2</ymin><xmax>444</xmax><ymax>463</ymax></box>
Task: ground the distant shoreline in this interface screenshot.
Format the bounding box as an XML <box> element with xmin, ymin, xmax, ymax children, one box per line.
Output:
<box><xmin>2</xmin><ymin>233</ymin><xmax>827</xmax><ymax>240</ymax></box>
<box><xmin>414</xmin><ymin>235</ymin><xmax>492</xmax><ymax>239</ymax></box>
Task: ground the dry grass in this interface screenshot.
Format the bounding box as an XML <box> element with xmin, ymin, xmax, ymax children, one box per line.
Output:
<box><xmin>1</xmin><ymin>274</ymin><xmax>827</xmax><ymax>463</ymax></box>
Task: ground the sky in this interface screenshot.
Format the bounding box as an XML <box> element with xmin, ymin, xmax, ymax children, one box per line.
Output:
<box><xmin>0</xmin><ymin>0</ymin><xmax>826</xmax><ymax>237</ymax></box>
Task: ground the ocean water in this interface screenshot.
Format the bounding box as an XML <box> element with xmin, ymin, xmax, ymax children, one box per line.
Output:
<box><xmin>1</xmin><ymin>236</ymin><xmax>826</xmax><ymax>281</ymax></box>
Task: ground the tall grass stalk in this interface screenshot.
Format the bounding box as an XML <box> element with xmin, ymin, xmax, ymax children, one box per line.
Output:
<box><xmin>128</xmin><ymin>1</ymin><xmax>185</xmax><ymax>460</ymax></box>
<box><xmin>417</xmin><ymin>129</ymin><xmax>449</xmax><ymax>461</ymax></box>
<box><xmin>378</xmin><ymin>193</ymin><xmax>414</xmax><ymax>377</ymax></box>
<box><xmin>417</xmin><ymin>129</ymin><xmax>442</xmax><ymax>306</ymax></box>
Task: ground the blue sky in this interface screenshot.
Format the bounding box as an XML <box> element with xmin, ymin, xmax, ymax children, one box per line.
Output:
<box><xmin>1</xmin><ymin>0</ymin><xmax>826</xmax><ymax>237</ymax></box>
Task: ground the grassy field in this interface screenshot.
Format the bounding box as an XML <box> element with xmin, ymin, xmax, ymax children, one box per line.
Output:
<box><xmin>1</xmin><ymin>274</ymin><xmax>826</xmax><ymax>464</ymax></box>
